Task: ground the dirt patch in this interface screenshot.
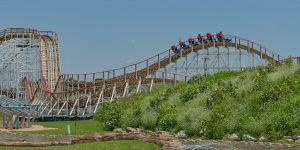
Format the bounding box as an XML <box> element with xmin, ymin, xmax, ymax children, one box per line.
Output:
<box><xmin>0</xmin><ymin>125</ymin><xmax>57</xmax><ymax>132</ymax></box>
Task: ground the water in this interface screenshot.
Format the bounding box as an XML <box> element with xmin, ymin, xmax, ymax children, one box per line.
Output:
<box><xmin>182</xmin><ymin>140</ymin><xmax>300</xmax><ymax>150</ymax></box>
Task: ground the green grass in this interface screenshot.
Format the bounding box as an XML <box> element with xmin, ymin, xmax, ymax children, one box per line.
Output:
<box><xmin>17</xmin><ymin>119</ymin><xmax>104</xmax><ymax>136</ymax></box>
<box><xmin>94</xmin><ymin>63</ymin><xmax>300</xmax><ymax>141</ymax></box>
<box><xmin>274</xmin><ymin>139</ymin><xmax>296</xmax><ymax>144</ymax></box>
<box><xmin>0</xmin><ymin>140</ymin><xmax>160</xmax><ymax>150</ymax></box>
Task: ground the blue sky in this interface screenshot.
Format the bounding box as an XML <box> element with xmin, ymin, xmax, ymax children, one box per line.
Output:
<box><xmin>0</xmin><ymin>0</ymin><xmax>299</xmax><ymax>73</ymax></box>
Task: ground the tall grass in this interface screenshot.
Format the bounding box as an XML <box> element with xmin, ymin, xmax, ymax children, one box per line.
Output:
<box><xmin>94</xmin><ymin>64</ymin><xmax>300</xmax><ymax>141</ymax></box>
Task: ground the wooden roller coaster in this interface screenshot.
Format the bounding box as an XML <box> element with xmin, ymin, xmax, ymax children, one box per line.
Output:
<box><xmin>28</xmin><ymin>34</ymin><xmax>285</xmax><ymax>118</ymax></box>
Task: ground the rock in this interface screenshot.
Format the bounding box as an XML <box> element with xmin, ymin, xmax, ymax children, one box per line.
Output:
<box><xmin>155</xmin><ymin>131</ymin><xmax>169</xmax><ymax>134</ymax></box>
<box><xmin>81</xmin><ymin>134</ymin><xmax>100</xmax><ymax>140</ymax></box>
<box><xmin>73</xmin><ymin>134</ymin><xmax>100</xmax><ymax>144</ymax></box>
<box><xmin>287</xmin><ymin>139</ymin><xmax>294</xmax><ymax>142</ymax></box>
<box><xmin>258</xmin><ymin>136</ymin><xmax>267</xmax><ymax>142</ymax></box>
<box><xmin>229</xmin><ymin>133</ymin><xmax>240</xmax><ymax>141</ymax></box>
<box><xmin>144</xmin><ymin>130</ymin><xmax>153</xmax><ymax>134</ymax></box>
<box><xmin>292</xmin><ymin>135</ymin><xmax>300</xmax><ymax>140</ymax></box>
<box><xmin>242</xmin><ymin>134</ymin><xmax>256</xmax><ymax>141</ymax></box>
<box><xmin>295</xmin><ymin>139</ymin><xmax>300</xmax><ymax>144</ymax></box>
<box><xmin>283</xmin><ymin>136</ymin><xmax>292</xmax><ymax>140</ymax></box>
<box><xmin>101</xmin><ymin>132</ymin><xmax>116</xmax><ymax>141</ymax></box>
<box><xmin>175</xmin><ymin>130</ymin><xmax>186</xmax><ymax>139</ymax></box>
<box><xmin>113</xmin><ymin>128</ymin><xmax>123</xmax><ymax>133</ymax></box>
<box><xmin>136</xmin><ymin>128</ymin><xmax>144</xmax><ymax>132</ymax></box>
<box><xmin>222</xmin><ymin>134</ymin><xmax>231</xmax><ymax>140</ymax></box>
<box><xmin>125</xmin><ymin>127</ymin><xmax>137</xmax><ymax>132</ymax></box>
<box><xmin>199</xmin><ymin>129</ymin><xmax>205</xmax><ymax>136</ymax></box>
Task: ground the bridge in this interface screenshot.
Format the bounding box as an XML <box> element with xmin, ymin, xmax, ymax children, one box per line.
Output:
<box><xmin>0</xmin><ymin>28</ymin><xmax>298</xmax><ymax>127</ymax></box>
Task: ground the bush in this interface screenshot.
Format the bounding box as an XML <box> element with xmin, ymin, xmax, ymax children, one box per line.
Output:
<box><xmin>189</xmin><ymin>75</ymin><xmax>205</xmax><ymax>84</ymax></box>
<box><xmin>180</xmin><ymin>85</ymin><xmax>198</xmax><ymax>103</ymax></box>
<box><xmin>181</xmin><ymin>115</ymin><xmax>204</xmax><ymax>136</ymax></box>
<box><xmin>203</xmin><ymin>112</ymin><xmax>226</xmax><ymax>139</ymax></box>
<box><xmin>121</xmin><ymin>104</ymin><xmax>142</xmax><ymax>128</ymax></box>
<box><xmin>94</xmin><ymin>101</ymin><xmax>123</xmax><ymax>131</ymax></box>
<box><xmin>252</xmin><ymin>68</ymin><xmax>268</xmax><ymax>91</ymax></box>
<box><xmin>197</xmin><ymin>81</ymin><xmax>210</xmax><ymax>93</ymax></box>
<box><xmin>149</xmin><ymin>88</ymin><xmax>172</xmax><ymax>110</ymax></box>
<box><xmin>141</xmin><ymin>111</ymin><xmax>157</xmax><ymax>130</ymax></box>
<box><xmin>206</xmin><ymin>81</ymin><xmax>237</xmax><ymax>109</ymax></box>
<box><xmin>257</xmin><ymin>79</ymin><xmax>291</xmax><ymax>107</ymax></box>
<box><xmin>142</xmin><ymin>113</ymin><xmax>157</xmax><ymax>130</ymax></box>
<box><xmin>157</xmin><ymin>103</ymin><xmax>177</xmax><ymax>131</ymax></box>
<box><xmin>284</xmin><ymin>57</ymin><xmax>293</xmax><ymax>67</ymax></box>
<box><xmin>150</xmin><ymin>95</ymin><xmax>165</xmax><ymax>110</ymax></box>
<box><xmin>266</xmin><ymin>63</ymin><xmax>276</xmax><ymax>73</ymax></box>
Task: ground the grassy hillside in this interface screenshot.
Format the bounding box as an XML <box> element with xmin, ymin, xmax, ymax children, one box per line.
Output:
<box><xmin>94</xmin><ymin>62</ymin><xmax>300</xmax><ymax>141</ymax></box>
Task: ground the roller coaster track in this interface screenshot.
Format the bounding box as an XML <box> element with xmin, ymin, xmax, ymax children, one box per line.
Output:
<box><xmin>30</xmin><ymin>34</ymin><xmax>287</xmax><ymax>118</ymax></box>
<box><xmin>0</xmin><ymin>28</ymin><xmax>60</xmax><ymax>101</ymax></box>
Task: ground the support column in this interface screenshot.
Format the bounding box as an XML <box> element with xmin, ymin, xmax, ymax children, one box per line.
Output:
<box><xmin>123</xmin><ymin>81</ymin><xmax>129</xmax><ymax>97</ymax></box>
<box><xmin>136</xmin><ymin>77</ymin><xmax>142</xmax><ymax>94</ymax></box>
<box><xmin>149</xmin><ymin>75</ymin><xmax>154</xmax><ymax>92</ymax></box>
<box><xmin>227</xmin><ymin>48</ymin><xmax>230</xmax><ymax>70</ymax></box>
<box><xmin>217</xmin><ymin>48</ymin><xmax>220</xmax><ymax>71</ymax></box>
<box><xmin>196</xmin><ymin>51</ymin><xmax>199</xmax><ymax>75</ymax></box>
<box><xmin>185</xmin><ymin>56</ymin><xmax>188</xmax><ymax>76</ymax></box>
<box><xmin>158</xmin><ymin>55</ymin><xmax>161</xmax><ymax>69</ymax></box>
<box><xmin>110</xmin><ymin>83</ymin><xmax>116</xmax><ymax>102</ymax></box>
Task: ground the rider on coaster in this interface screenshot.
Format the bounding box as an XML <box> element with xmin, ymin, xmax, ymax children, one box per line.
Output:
<box><xmin>206</xmin><ymin>32</ymin><xmax>214</xmax><ymax>43</ymax></box>
<box><xmin>171</xmin><ymin>45</ymin><xmax>179</xmax><ymax>53</ymax></box>
<box><xmin>179</xmin><ymin>40</ymin><xmax>190</xmax><ymax>49</ymax></box>
<box><xmin>188</xmin><ymin>38</ymin><xmax>198</xmax><ymax>46</ymax></box>
<box><xmin>198</xmin><ymin>34</ymin><xmax>208</xmax><ymax>43</ymax></box>
<box><xmin>216</xmin><ymin>32</ymin><xmax>223</xmax><ymax>42</ymax></box>
<box><xmin>216</xmin><ymin>32</ymin><xmax>232</xmax><ymax>42</ymax></box>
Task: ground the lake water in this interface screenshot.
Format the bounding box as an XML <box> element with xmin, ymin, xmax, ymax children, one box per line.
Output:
<box><xmin>182</xmin><ymin>140</ymin><xmax>300</xmax><ymax>150</ymax></box>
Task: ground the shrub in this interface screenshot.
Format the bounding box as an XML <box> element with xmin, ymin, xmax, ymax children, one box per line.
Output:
<box><xmin>163</xmin><ymin>87</ymin><xmax>174</xmax><ymax>97</ymax></box>
<box><xmin>150</xmin><ymin>94</ymin><xmax>166</xmax><ymax>110</ymax></box>
<box><xmin>197</xmin><ymin>81</ymin><xmax>210</xmax><ymax>93</ymax></box>
<box><xmin>206</xmin><ymin>81</ymin><xmax>237</xmax><ymax>109</ymax></box>
<box><xmin>258</xmin><ymin>80</ymin><xmax>290</xmax><ymax>107</ymax></box>
<box><xmin>296</xmin><ymin>68</ymin><xmax>300</xmax><ymax>75</ymax></box>
<box><xmin>252</xmin><ymin>67</ymin><xmax>272</xmax><ymax>92</ymax></box>
<box><xmin>223</xmin><ymin>82</ymin><xmax>238</xmax><ymax>98</ymax></box>
<box><xmin>203</xmin><ymin>112</ymin><xmax>226</xmax><ymax>139</ymax></box>
<box><xmin>149</xmin><ymin>88</ymin><xmax>172</xmax><ymax>110</ymax></box>
<box><xmin>141</xmin><ymin>111</ymin><xmax>157</xmax><ymax>130</ymax></box>
<box><xmin>181</xmin><ymin>115</ymin><xmax>204</xmax><ymax>136</ymax></box>
<box><xmin>121</xmin><ymin>104</ymin><xmax>142</xmax><ymax>128</ymax></box>
<box><xmin>157</xmin><ymin>103</ymin><xmax>177</xmax><ymax>131</ymax></box>
<box><xmin>266</xmin><ymin>63</ymin><xmax>276</xmax><ymax>73</ymax></box>
<box><xmin>189</xmin><ymin>75</ymin><xmax>205</xmax><ymax>84</ymax></box>
<box><xmin>284</xmin><ymin>57</ymin><xmax>293</xmax><ymax>67</ymax></box>
<box><xmin>180</xmin><ymin>85</ymin><xmax>198</xmax><ymax>103</ymax></box>
<box><xmin>94</xmin><ymin>101</ymin><xmax>123</xmax><ymax>130</ymax></box>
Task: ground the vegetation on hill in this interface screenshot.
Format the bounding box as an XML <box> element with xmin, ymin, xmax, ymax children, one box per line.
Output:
<box><xmin>95</xmin><ymin>62</ymin><xmax>300</xmax><ymax>141</ymax></box>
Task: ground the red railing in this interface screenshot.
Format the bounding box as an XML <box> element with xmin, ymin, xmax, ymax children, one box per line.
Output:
<box><xmin>62</xmin><ymin>34</ymin><xmax>283</xmax><ymax>76</ymax></box>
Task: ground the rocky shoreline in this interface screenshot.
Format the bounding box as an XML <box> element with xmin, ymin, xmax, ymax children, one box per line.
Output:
<box><xmin>0</xmin><ymin>128</ymin><xmax>181</xmax><ymax>150</ymax></box>
<box><xmin>1</xmin><ymin>128</ymin><xmax>300</xmax><ymax>150</ymax></box>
